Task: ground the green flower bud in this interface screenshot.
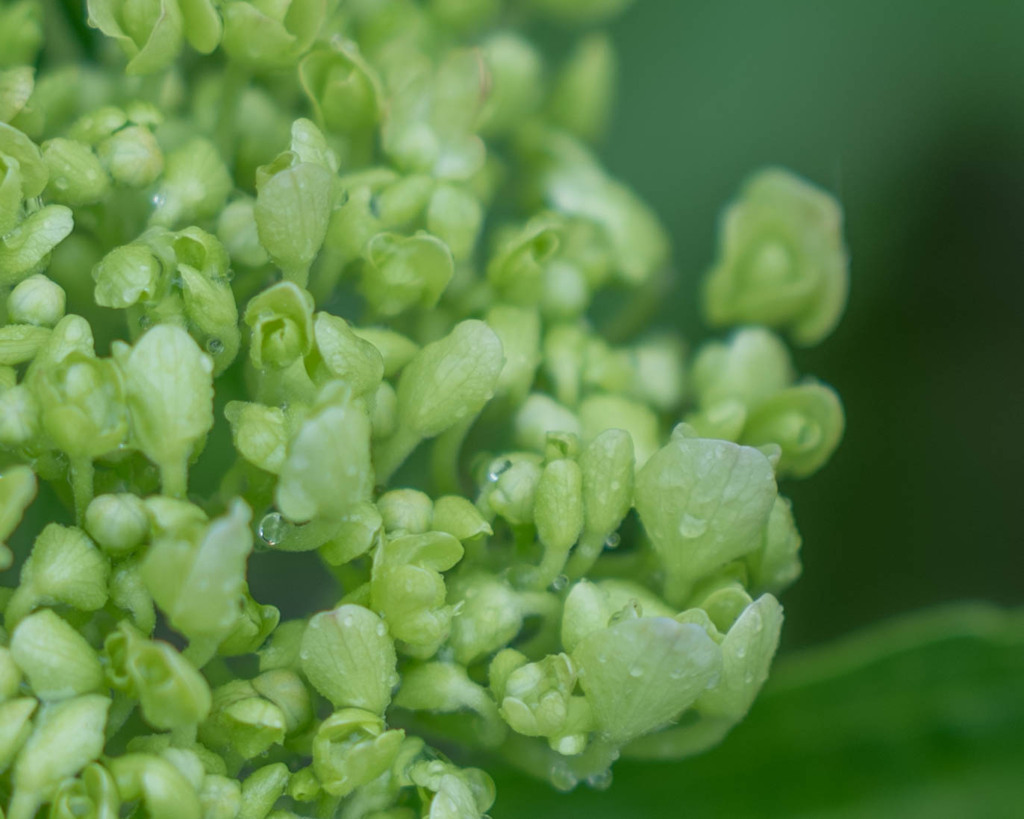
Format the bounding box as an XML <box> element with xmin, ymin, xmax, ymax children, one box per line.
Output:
<box><xmin>351</xmin><ymin>327</ymin><xmax>419</xmax><ymax>378</ymax></box>
<box><xmin>635</xmin><ymin>428</ymin><xmax>777</xmax><ymax>604</ymax></box>
<box><xmin>573</xmin><ymin>616</ymin><xmax>720</xmax><ymax>745</ymax></box>
<box><xmin>542</xmin><ymin>323</ymin><xmax>585</xmax><ymax>407</ymax></box>
<box><xmin>178</xmin><ymin>0</ymin><xmax>222</xmax><ymax>53</ymax></box>
<box><xmin>0</xmin><ymin>646</ymin><xmax>22</xmax><ymax>701</ymax></box>
<box><xmin>514</xmin><ymin>393</ymin><xmax>581</xmax><ymax>453</ymax></box>
<box><xmin>2</xmin><ymin>1</ymin><xmax>39</xmax><ymax>61</ymax></box>
<box><xmin>0</xmin><ymin>204</ymin><xmax>74</xmax><ymax>285</ymax></box>
<box><xmin>244</xmin><ymin>281</ymin><xmax>315</xmax><ymax>371</ymax></box>
<box><xmin>10</xmin><ymin>609</ymin><xmax>105</xmax><ymax>700</ymax></box>
<box><xmin>6</xmin><ymin>273</ymin><xmax>65</xmax><ymax>327</ymax></box>
<box><xmin>213</xmin><ymin>691</ymin><xmax>288</xmax><ymax>759</ymax></box>
<box><xmin>310</xmin><ymin>312</ymin><xmax>385</xmax><ymax>396</ymax></box>
<box><xmin>219</xmin><ymin>592</ymin><xmax>280</xmax><ymax>656</ymax></box>
<box><xmin>143</xmin><ymin>495</ymin><xmax>208</xmax><ymax>539</ymax></box>
<box><xmin>394</xmin><ymin>663</ymin><xmax>506</xmax><ymax>747</ymax></box>
<box><xmin>561</xmin><ymin>428</ymin><xmax>634</xmax><ymax>578</ymax></box>
<box><xmin>254</xmin><ymin>150</ymin><xmax>333</xmax><ymax>284</ymax></box>
<box><xmin>85</xmin><ymin>0</ymin><xmax>184</xmax><ymax>75</ymax></box>
<box><xmin>258</xmin><ymin>619</ymin><xmax>306</xmax><ymax>673</ymax></box>
<box><xmin>378</xmin><ymin>489</ymin><xmax>433</xmax><ymax>535</ymax></box>
<box><xmin>104</xmin><ymin>622</ymin><xmax>212</xmax><ymax>730</ymax></box>
<box><xmin>115</xmin><ymin>324</ymin><xmax>214</xmax><ymax>496</ymax></box>
<box><xmin>360</xmin><ymin>232</ymin><xmax>454</xmax><ymax>318</ymax></box>
<box><xmin>91</xmin><ymin>241</ymin><xmax>163</xmax><ymax>309</ymax></box>
<box><xmin>0</xmin><ymin>465</ymin><xmax>36</xmax><ymax>542</ymax></box>
<box><xmin>578</xmin><ymin>393</ymin><xmax>660</xmax><ymax>468</ymax></box>
<box><xmin>0</xmin><ymin>384</ymin><xmax>38</xmax><ymax>447</ymax></box>
<box><xmin>84</xmin><ymin>493</ymin><xmax>151</xmax><ymax>555</ymax></box>
<box><xmin>0</xmin><ymin>121</ymin><xmax>47</xmax><ymax>199</ymax></box>
<box><xmin>478</xmin><ymin>454</ymin><xmax>542</xmax><ymax>527</ymax></box>
<box><xmin>527</xmin><ymin>458</ymin><xmax>584</xmax><ymax>587</ymax></box>
<box><xmin>548</xmin><ymin>34</ymin><xmax>616</xmax><ymax>143</ymax></box>
<box><xmin>177</xmin><ymin>262</ymin><xmax>240</xmax><ymax>373</ymax></box>
<box><xmin>299</xmin><ymin>40</ymin><xmax>381</xmax><ymax>135</ymax></box>
<box><xmin>486</xmin><ymin>217</ymin><xmax>561</xmax><ymax>305</ymax></box>
<box><xmin>431</xmin><ymin>496</ymin><xmax>492</xmax><ymax>543</ymax></box>
<box><xmin>8</xmin><ymin>694</ymin><xmax>110</xmax><ymax>819</ymax></box>
<box><xmin>142</xmin><ymin>499</ymin><xmax>252</xmax><ymax>641</ymax></box>
<box><xmin>427</xmin><ymin>185</ymin><xmax>483</xmax><ymax>262</ymax></box>
<box><xmin>36</xmin><ymin>352</ymin><xmax>128</xmax><ymax>461</ymax></box>
<box><xmin>239</xmin><ymin>763</ymin><xmax>289</xmax><ymax>819</ymax></box>
<box><xmin>499</xmin><ymin>653</ymin><xmax>576</xmax><ymax>738</ymax></box>
<box><xmin>108</xmin><ymin>754</ymin><xmax>202</xmax><ymax>819</ymax></box>
<box><xmin>0</xmin><ymin>67</ymin><xmax>38</xmax><ymax>113</ymax></box>
<box><xmin>301</xmin><ymin>604</ymin><xmax>397</xmax><ymax>714</ymax></box>
<box><xmin>371</xmin><ymin>531</ymin><xmax>463</xmax><ymax>656</ymax></box>
<box><xmin>447</xmin><ymin>574</ymin><xmax>522</xmax><ymax>665</ymax></box>
<box><xmin>629</xmin><ymin>335</ymin><xmax>686</xmax><ymax>412</ymax></box>
<box><xmin>312</xmin><ymin>708</ymin><xmax>404</xmax><ymax>797</ymax></box>
<box><xmin>0</xmin><ymin>324</ymin><xmax>51</xmax><ymax>365</ymax></box>
<box><xmin>704</xmin><ymin>168</ymin><xmax>848</xmax><ymax>346</ymax></box>
<box><xmin>319</xmin><ymin>501</ymin><xmax>383</xmax><ymax>566</ymax></box>
<box><xmin>225</xmin><ymin>401</ymin><xmax>288</xmax><ymax>475</ymax></box>
<box><xmin>377</xmin><ymin>320</ymin><xmax>503</xmax><ymax>481</ymax></box>
<box><xmin>276</xmin><ymin>385</ymin><xmax>374</xmax><ymax>525</ymax></box>
<box><xmin>691</xmin><ymin>327</ymin><xmax>795</xmax><ymax>409</ymax></box>
<box><xmin>696</xmin><ymin>594</ymin><xmax>782</xmax><ymax>720</ymax></box>
<box><xmin>690</xmin><ymin>571</ymin><xmax>753</xmax><ymax>633</ymax></box>
<box><xmin>49</xmin><ymin>764</ymin><xmax>118</xmax><ymax>819</ymax></box>
<box><xmin>747</xmin><ymin>495</ymin><xmax>802</xmax><ymax>595</ymax></box>
<box><xmin>199</xmin><ymin>774</ymin><xmax>242</xmax><ymax>819</ymax></box>
<box><xmin>536</xmin><ymin>132</ymin><xmax>668</xmax><ymax>286</ymax></box>
<box><xmin>221</xmin><ymin>0</ymin><xmax>325</xmax><ymax>68</ymax></box>
<box><xmin>478</xmin><ymin>34</ymin><xmax>542</xmax><ymax>136</ymax></box>
<box><xmin>151</xmin><ymin>138</ymin><xmax>232</xmax><ymax>228</ymax></box>
<box><xmin>485</xmin><ymin>305</ymin><xmax>540</xmax><ymax>406</ymax></box>
<box><xmin>286</xmin><ymin>766</ymin><xmax>319</xmax><ymax>802</ymax></box>
<box><xmin>251</xmin><ymin>669</ymin><xmax>312</xmax><ymax>734</ymax></box>
<box><xmin>95</xmin><ymin>125</ymin><xmax>164</xmax><ymax>187</ymax></box>
<box><xmin>109</xmin><ymin>557</ymin><xmax>156</xmax><ymax>634</ymax></box>
<box><xmin>0</xmin><ymin>697</ymin><xmax>36</xmax><ymax>773</ymax></box>
<box><xmin>370</xmin><ymin>380</ymin><xmax>398</xmax><ymax>440</ymax></box>
<box><xmin>6</xmin><ymin>524</ymin><xmax>109</xmax><ymax>626</ymax></box>
<box><xmin>411</xmin><ymin>759</ymin><xmax>496</xmax><ymax>819</ymax></box>
<box><xmin>217</xmin><ymin>197</ymin><xmax>270</xmax><ymax>268</ymax></box>
<box><xmin>41</xmin><ymin>138</ymin><xmax>110</xmax><ymax>205</ymax></box>
<box><xmin>740</xmin><ymin>381</ymin><xmax>845</xmax><ymax>478</ymax></box>
<box><xmin>66</xmin><ymin>106</ymin><xmax>128</xmax><ymax>146</ymax></box>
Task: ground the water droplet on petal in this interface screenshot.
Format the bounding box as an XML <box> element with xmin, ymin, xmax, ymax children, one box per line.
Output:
<box><xmin>678</xmin><ymin>512</ymin><xmax>708</xmax><ymax>538</ymax></box>
<box><xmin>375</xmin><ymin>623</ymin><xmax>387</xmax><ymax>637</ymax></box>
<box><xmin>628</xmin><ymin>667</ymin><xmax>644</xmax><ymax>679</ymax></box>
<box><xmin>487</xmin><ymin>459</ymin><xmax>513</xmax><ymax>483</ymax></box>
<box><xmin>258</xmin><ymin>512</ymin><xmax>289</xmax><ymax>546</ymax></box>
<box><xmin>206</xmin><ymin>337</ymin><xmax>224</xmax><ymax>355</ymax></box>
<box><xmin>550</xmin><ymin>573</ymin><xmax>569</xmax><ymax>592</ymax></box>
<box><xmin>586</xmin><ymin>769</ymin><xmax>613</xmax><ymax>791</ymax></box>
<box><xmin>549</xmin><ymin>763</ymin><xmax>577</xmax><ymax>792</ymax></box>
<box><xmin>603</xmin><ymin>532</ymin><xmax>621</xmax><ymax>550</ymax></box>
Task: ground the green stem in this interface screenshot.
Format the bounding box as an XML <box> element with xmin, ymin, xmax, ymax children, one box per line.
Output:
<box><xmin>69</xmin><ymin>457</ymin><xmax>95</xmax><ymax>523</ymax></box>
<box><xmin>372</xmin><ymin>427</ymin><xmax>422</xmax><ymax>485</ymax></box>
<box><xmin>160</xmin><ymin>456</ymin><xmax>189</xmax><ymax>499</ymax></box>
<box><xmin>564</xmin><ymin>529</ymin><xmax>608</xmax><ymax>579</ymax></box>
<box><xmin>430</xmin><ymin>415</ymin><xmax>475</xmax><ymax>495</ymax></box>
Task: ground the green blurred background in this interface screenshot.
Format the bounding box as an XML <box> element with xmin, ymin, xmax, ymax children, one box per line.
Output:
<box><xmin>492</xmin><ymin>1</ymin><xmax>1024</xmax><ymax>815</ymax></box>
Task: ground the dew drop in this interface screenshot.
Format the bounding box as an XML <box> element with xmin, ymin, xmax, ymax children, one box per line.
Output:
<box><xmin>736</xmin><ymin>646</ymin><xmax>747</xmax><ymax>660</ymax></box>
<box><xmin>138</xmin><ymin>314</ymin><xmax>152</xmax><ymax>329</ymax></box>
<box><xmin>487</xmin><ymin>459</ymin><xmax>513</xmax><ymax>482</ymax></box>
<box><xmin>586</xmin><ymin>769</ymin><xmax>613</xmax><ymax>791</ymax></box>
<box><xmin>151</xmin><ymin>192</ymin><xmax>166</xmax><ymax>208</ymax></box>
<box><xmin>743</xmin><ymin>671</ymin><xmax>755</xmax><ymax>685</ymax></box>
<box><xmin>678</xmin><ymin>512</ymin><xmax>708</xmax><ymax>538</ymax></box>
<box><xmin>258</xmin><ymin>512</ymin><xmax>289</xmax><ymax>546</ymax></box>
<box><xmin>549</xmin><ymin>573</ymin><xmax>569</xmax><ymax>592</ymax></box>
<box><xmin>206</xmin><ymin>337</ymin><xmax>224</xmax><ymax>355</ymax></box>
<box><xmin>342</xmin><ymin>615</ymin><xmax>355</xmax><ymax>627</ymax></box>
<box><xmin>375</xmin><ymin>623</ymin><xmax>387</xmax><ymax>637</ymax></box>
<box><xmin>548</xmin><ymin>764</ymin><xmax>577</xmax><ymax>793</ymax></box>
<box><xmin>628</xmin><ymin>667</ymin><xmax>644</xmax><ymax>679</ymax></box>
<box><xmin>603</xmin><ymin>532</ymin><xmax>621</xmax><ymax>550</ymax></box>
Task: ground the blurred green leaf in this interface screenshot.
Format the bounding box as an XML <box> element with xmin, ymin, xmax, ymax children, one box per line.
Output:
<box><xmin>491</xmin><ymin>604</ymin><xmax>1024</xmax><ymax>818</ymax></box>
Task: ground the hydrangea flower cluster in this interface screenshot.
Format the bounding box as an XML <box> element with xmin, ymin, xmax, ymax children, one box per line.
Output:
<box><xmin>0</xmin><ymin>0</ymin><xmax>847</xmax><ymax>816</ymax></box>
